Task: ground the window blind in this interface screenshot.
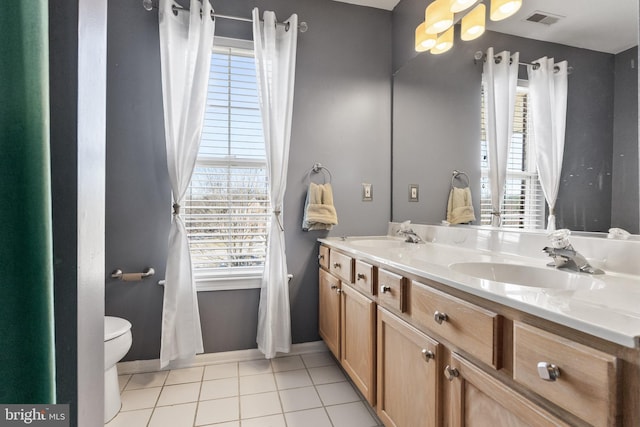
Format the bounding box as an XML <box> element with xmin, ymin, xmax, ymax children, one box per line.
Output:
<box><xmin>480</xmin><ymin>86</ymin><xmax>545</xmax><ymax>229</ymax></box>
<box><xmin>184</xmin><ymin>44</ymin><xmax>269</xmax><ymax>276</ymax></box>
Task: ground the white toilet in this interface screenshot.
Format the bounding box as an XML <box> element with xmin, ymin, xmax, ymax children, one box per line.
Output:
<box><xmin>104</xmin><ymin>316</ymin><xmax>132</xmax><ymax>423</ymax></box>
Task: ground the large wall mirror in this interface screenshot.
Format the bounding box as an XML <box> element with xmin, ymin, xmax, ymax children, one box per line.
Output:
<box><xmin>392</xmin><ymin>0</ymin><xmax>639</xmax><ymax>234</ymax></box>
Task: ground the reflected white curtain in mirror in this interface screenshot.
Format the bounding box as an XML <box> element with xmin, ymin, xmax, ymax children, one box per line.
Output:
<box><xmin>158</xmin><ymin>0</ymin><xmax>214</xmax><ymax>368</ymax></box>
<box><xmin>528</xmin><ymin>58</ymin><xmax>568</xmax><ymax>232</ymax></box>
<box><xmin>253</xmin><ymin>8</ymin><xmax>298</xmax><ymax>359</ymax></box>
<box><xmin>483</xmin><ymin>48</ymin><xmax>519</xmax><ymax>227</ymax></box>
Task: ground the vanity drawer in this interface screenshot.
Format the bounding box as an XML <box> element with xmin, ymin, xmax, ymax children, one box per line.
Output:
<box><xmin>354</xmin><ymin>260</ymin><xmax>375</xmax><ymax>296</ymax></box>
<box><xmin>513</xmin><ymin>322</ymin><xmax>618</xmax><ymax>427</ymax></box>
<box><xmin>410</xmin><ymin>280</ymin><xmax>501</xmax><ymax>369</ymax></box>
<box><xmin>318</xmin><ymin>245</ymin><xmax>330</xmax><ymax>270</ymax></box>
<box><xmin>329</xmin><ymin>250</ymin><xmax>354</xmax><ymax>283</ymax></box>
<box><xmin>377</xmin><ymin>268</ymin><xmax>406</xmax><ymax>313</ymax></box>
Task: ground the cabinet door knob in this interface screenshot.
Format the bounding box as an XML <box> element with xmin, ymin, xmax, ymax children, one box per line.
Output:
<box><xmin>333</xmin><ymin>262</ymin><xmax>341</xmax><ymax>269</ymax></box>
<box><xmin>537</xmin><ymin>362</ymin><xmax>560</xmax><ymax>381</ymax></box>
<box><xmin>335</xmin><ymin>288</ymin><xmax>343</xmax><ymax>295</ymax></box>
<box><xmin>318</xmin><ymin>254</ymin><xmax>324</xmax><ymax>261</ymax></box>
<box><xmin>421</xmin><ymin>349</ymin><xmax>435</xmax><ymax>362</ymax></box>
<box><xmin>433</xmin><ymin>311</ymin><xmax>448</xmax><ymax>324</ymax></box>
<box><xmin>380</xmin><ymin>285</ymin><xmax>391</xmax><ymax>294</ymax></box>
<box><xmin>357</xmin><ymin>273</ymin><xmax>366</xmax><ymax>281</ymax></box>
<box><xmin>444</xmin><ymin>365</ymin><xmax>459</xmax><ymax>381</ymax></box>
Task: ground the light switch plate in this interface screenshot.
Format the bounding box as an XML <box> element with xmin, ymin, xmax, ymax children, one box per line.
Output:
<box><xmin>409</xmin><ymin>184</ymin><xmax>419</xmax><ymax>202</ymax></box>
<box><xmin>362</xmin><ymin>183</ymin><xmax>373</xmax><ymax>201</ymax></box>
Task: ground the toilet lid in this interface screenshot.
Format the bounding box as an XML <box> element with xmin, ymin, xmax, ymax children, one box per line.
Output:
<box><xmin>105</xmin><ymin>316</ymin><xmax>132</xmax><ymax>341</ymax></box>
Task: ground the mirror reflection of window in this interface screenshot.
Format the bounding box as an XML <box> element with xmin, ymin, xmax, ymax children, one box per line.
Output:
<box><xmin>480</xmin><ymin>83</ymin><xmax>544</xmax><ymax>229</ymax></box>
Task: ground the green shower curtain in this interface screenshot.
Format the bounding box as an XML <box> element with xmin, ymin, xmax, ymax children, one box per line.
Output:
<box><xmin>0</xmin><ymin>1</ymin><xmax>56</xmax><ymax>403</ymax></box>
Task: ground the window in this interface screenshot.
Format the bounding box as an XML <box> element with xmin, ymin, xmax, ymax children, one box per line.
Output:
<box><xmin>480</xmin><ymin>84</ymin><xmax>544</xmax><ymax>229</ymax></box>
<box><xmin>184</xmin><ymin>38</ymin><xmax>269</xmax><ymax>291</ymax></box>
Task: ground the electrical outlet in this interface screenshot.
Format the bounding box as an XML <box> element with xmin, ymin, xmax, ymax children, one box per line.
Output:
<box><xmin>409</xmin><ymin>184</ymin><xmax>419</xmax><ymax>202</ymax></box>
<box><xmin>362</xmin><ymin>183</ymin><xmax>373</xmax><ymax>201</ymax></box>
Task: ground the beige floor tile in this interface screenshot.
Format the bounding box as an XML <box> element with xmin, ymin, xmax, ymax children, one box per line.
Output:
<box><xmin>148</xmin><ymin>402</ymin><xmax>197</xmax><ymax>427</ymax></box>
<box><xmin>195</xmin><ymin>397</ymin><xmax>239</xmax><ymax>426</ymax></box>
<box><xmin>200</xmin><ymin>377</ymin><xmax>238</xmax><ymax>400</ymax></box>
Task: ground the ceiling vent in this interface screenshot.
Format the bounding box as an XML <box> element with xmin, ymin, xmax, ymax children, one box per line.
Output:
<box><xmin>525</xmin><ymin>11</ymin><xmax>563</xmax><ymax>26</ymax></box>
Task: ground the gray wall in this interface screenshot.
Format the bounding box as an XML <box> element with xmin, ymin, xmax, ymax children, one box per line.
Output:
<box><xmin>612</xmin><ymin>46</ymin><xmax>640</xmax><ymax>233</ymax></box>
<box><xmin>105</xmin><ymin>0</ymin><xmax>392</xmax><ymax>360</ymax></box>
<box><xmin>392</xmin><ymin>0</ymin><xmax>620</xmax><ymax>232</ymax></box>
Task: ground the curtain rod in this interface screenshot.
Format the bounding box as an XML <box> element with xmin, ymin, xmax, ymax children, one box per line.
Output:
<box><xmin>473</xmin><ymin>51</ymin><xmax>574</xmax><ymax>74</ymax></box>
<box><xmin>142</xmin><ymin>1</ymin><xmax>308</xmax><ymax>32</ymax></box>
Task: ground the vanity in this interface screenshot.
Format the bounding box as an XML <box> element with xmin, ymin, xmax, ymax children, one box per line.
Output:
<box><xmin>318</xmin><ymin>224</ymin><xmax>640</xmax><ymax>427</ymax></box>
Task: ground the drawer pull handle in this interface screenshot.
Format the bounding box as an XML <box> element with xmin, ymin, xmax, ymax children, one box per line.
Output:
<box><xmin>433</xmin><ymin>311</ymin><xmax>448</xmax><ymax>324</ymax></box>
<box><xmin>444</xmin><ymin>365</ymin><xmax>459</xmax><ymax>381</ymax></box>
<box><xmin>537</xmin><ymin>362</ymin><xmax>560</xmax><ymax>382</ymax></box>
<box><xmin>380</xmin><ymin>285</ymin><xmax>391</xmax><ymax>294</ymax></box>
<box><xmin>333</xmin><ymin>262</ymin><xmax>341</xmax><ymax>269</ymax></box>
<box><xmin>357</xmin><ymin>273</ymin><xmax>366</xmax><ymax>281</ymax></box>
<box><xmin>421</xmin><ymin>349</ymin><xmax>435</xmax><ymax>362</ymax></box>
<box><xmin>318</xmin><ymin>254</ymin><xmax>324</xmax><ymax>261</ymax></box>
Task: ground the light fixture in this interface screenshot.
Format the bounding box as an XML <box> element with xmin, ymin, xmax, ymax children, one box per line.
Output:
<box><xmin>425</xmin><ymin>0</ymin><xmax>454</xmax><ymax>34</ymax></box>
<box><xmin>430</xmin><ymin>27</ymin><xmax>454</xmax><ymax>54</ymax></box>
<box><xmin>415</xmin><ymin>22</ymin><xmax>438</xmax><ymax>52</ymax></box>
<box><xmin>415</xmin><ymin>0</ymin><xmax>522</xmax><ymax>54</ymax></box>
<box><xmin>449</xmin><ymin>0</ymin><xmax>477</xmax><ymax>13</ymax></box>
<box><xmin>461</xmin><ymin>3</ymin><xmax>485</xmax><ymax>41</ymax></box>
<box><xmin>490</xmin><ymin>0</ymin><xmax>522</xmax><ymax>21</ymax></box>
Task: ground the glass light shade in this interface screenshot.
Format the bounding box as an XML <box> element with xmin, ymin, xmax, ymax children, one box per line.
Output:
<box><xmin>425</xmin><ymin>0</ymin><xmax>454</xmax><ymax>34</ymax></box>
<box><xmin>461</xmin><ymin>4</ymin><xmax>486</xmax><ymax>41</ymax></box>
<box><xmin>430</xmin><ymin>27</ymin><xmax>454</xmax><ymax>54</ymax></box>
<box><xmin>415</xmin><ymin>22</ymin><xmax>437</xmax><ymax>52</ymax></box>
<box><xmin>490</xmin><ymin>0</ymin><xmax>522</xmax><ymax>21</ymax></box>
<box><xmin>449</xmin><ymin>0</ymin><xmax>477</xmax><ymax>13</ymax></box>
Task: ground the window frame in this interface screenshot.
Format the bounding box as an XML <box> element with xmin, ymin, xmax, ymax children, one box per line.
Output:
<box><xmin>188</xmin><ymin>36</ymin><xmax>268</xmax><ymax>292</ymax></box>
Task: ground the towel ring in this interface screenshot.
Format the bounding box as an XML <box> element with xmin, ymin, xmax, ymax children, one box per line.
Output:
<box><xmin>306</xmin><ymin>162</ymin><xmax>332</xmax><ymax>184</ymax></box>
<box><xmin>451</xmin><ymin>170</ymin><xmax>470</xmax><ymax>189</ymax></box>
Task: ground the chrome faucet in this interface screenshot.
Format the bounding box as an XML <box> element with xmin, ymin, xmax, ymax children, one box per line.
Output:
<box><xmin>543</xmin><ymin>229</ymin><xmax>603</xmax><ymax>275</ymax></box>
<box><xmin>397</xmin><ymin>228</ymin><xmax>424</xmax><ymax>243</ymax></box>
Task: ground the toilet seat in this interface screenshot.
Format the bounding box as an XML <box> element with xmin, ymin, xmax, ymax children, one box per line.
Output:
<box><xmin>105</xmin><ymin>316</ymin><xmax>131</xmax><ymax>341</ymax></box>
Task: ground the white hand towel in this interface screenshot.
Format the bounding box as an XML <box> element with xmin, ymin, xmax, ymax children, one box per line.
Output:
<box><xmin>447</xmin><ymin>187</ymin><xmax>476</xmax><ymax>224</ymax></box>
<box><xmin>303</xmin><ymin>183</ymin><xmax>338</xmax><ymax>231</ymax></box>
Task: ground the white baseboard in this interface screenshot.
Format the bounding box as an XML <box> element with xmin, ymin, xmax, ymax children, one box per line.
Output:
<box><xmin>116</xmin><ymin>340</ymin><xmax>329</xmax><ymax>375</ymax></box>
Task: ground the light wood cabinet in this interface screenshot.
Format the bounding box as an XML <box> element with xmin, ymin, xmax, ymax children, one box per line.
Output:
<box><xmin>411</xmin><ymin>279</ymin><xmax>502</xmax><ymax>369</ymax></box>
<box><xmin>341</xmin><ymin>284</ymin><xmax>376</xmax><ymax>405</ymax></box>
<box><xmin>354</xmin><ymin>260</ymin><xmax>375</xmax><ymax>295</ymax></box>
<box><xmin>377</xmin><ymin>307</ymin><xmax>441</xmax><ymax>427</ymax></box>
<box><xmin>318</xmin><ymin>244</ymin><xmax>637</xmax><ymax>426</ymax></box>
<box><xmin>319</xmin><ymin>247</ymin><xmax>377</xmax><ymax>406</ymax></box>
<box><xmin>377</xmin><ymin>268</ymin><xmax>406</xmax><ymax>313</ymax></box>
<box><xmin>447</xmin><ymin>352</ymin><xmax>571</xmax><ymax>427</ymax></box>
<box><xmin>329</xmin><ymin>250</ymin><xmax>354</xmax><ymax>283</ymax></box>
<box><xmin>513</xmin><ymin>322</ymin><xmax>619</xmax><ymax>427</ymax></box>
<box><xmin>318</xmin><ymin>268</ymin><xmax>341</xmax><ymax>359</ymax></box>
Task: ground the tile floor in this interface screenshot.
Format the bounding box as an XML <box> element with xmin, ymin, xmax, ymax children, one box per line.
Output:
<box><xmin>106</xmin><ymin>351</ymin><xmax>383</xmax><ymax>427</ymax></box>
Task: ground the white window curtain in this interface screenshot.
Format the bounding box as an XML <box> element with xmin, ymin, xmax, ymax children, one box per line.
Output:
<box><xmin>253</xmin><ymin>7</ymin><xmax>298</xmax><ymax>359</ymax></box>
<box><xmin>158</xmin><ymin>0</ymin><xmax>215</xmax><ymax>368</ymax></box>
<box><xmin>527</xmin><ymin>57</ymin><xmax>569</xmax><ymax>231</ymax></box>
<box><xmin>482</xmin><ymin>48</ymin><xmax>519</xmax><ymax>227</ymax></box>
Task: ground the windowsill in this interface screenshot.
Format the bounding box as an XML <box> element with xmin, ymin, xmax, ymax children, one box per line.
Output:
<box><xmin>195</xmin><ymin>273</ymin><xmax>263</xmax><ymax>292</ymax></box>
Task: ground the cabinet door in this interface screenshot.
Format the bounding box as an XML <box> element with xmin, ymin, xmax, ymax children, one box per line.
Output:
<box><xmin>377</xmin><ymin>307</ymin><xmax>441</xmax><ymax>427</ymax></box>
<box><xmin>446</xmin><ymin>352</ymin><xmax>571</xmax><ymax>427</ymax></box>
<box><xmin>341</xmin><ymin>284</ymin><xmax>376</xmax><ymax>406</ymax></box>
<box><xmin>319</xmin><ymin>269</ymin><xmax>341</xmax><ymax>359</ymax></box>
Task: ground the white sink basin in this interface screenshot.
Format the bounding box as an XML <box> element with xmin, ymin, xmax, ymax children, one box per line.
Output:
<box><xmin>449</xmin><ymin>262</ymin><xmax>605</xmax><ymax>290</ymax></box>
<box><xmin>349</xmin><ymin>238</ymin><xmax>407</xmax><ymax>248</ymax></box>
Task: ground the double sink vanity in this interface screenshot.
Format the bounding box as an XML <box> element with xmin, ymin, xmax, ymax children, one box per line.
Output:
<box><xmin>317</xmin><ymin>223</ymin><xmax>640</xmax><ymax>426</ymax></box>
